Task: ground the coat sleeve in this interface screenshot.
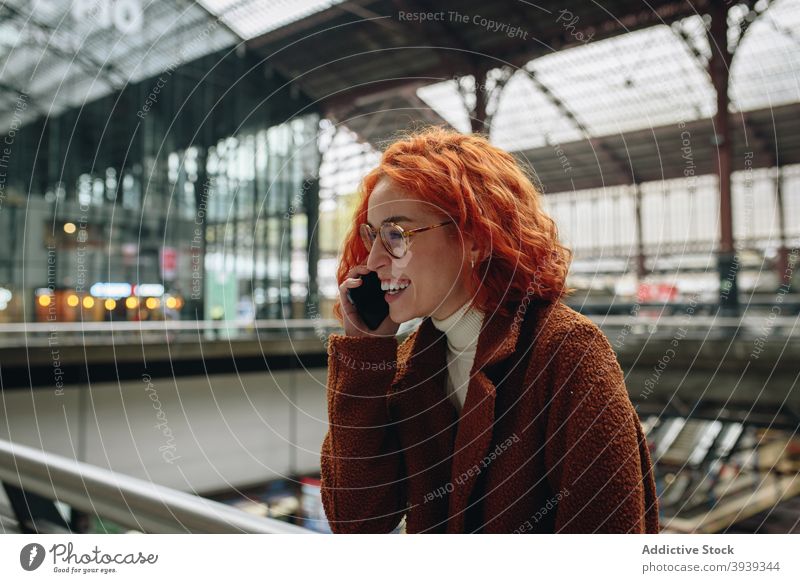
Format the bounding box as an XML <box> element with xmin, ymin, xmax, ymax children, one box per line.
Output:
<box><xmin>543</xmin><ymin>320</ymin><xmax>660</xmax><ymax>533</ymax></box>
<box><xmin>319</xmin><ymin>333</ymin><xmax>408</xmax><ymax>533</ymax></box>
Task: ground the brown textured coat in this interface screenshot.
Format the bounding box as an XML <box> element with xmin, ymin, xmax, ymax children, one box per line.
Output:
<box><xmin>320</xmin><ymin>298</ymin><xmax>660</xmax><ymax>533</ymax></box>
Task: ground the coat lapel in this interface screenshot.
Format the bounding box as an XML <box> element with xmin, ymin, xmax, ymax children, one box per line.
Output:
<box><xmin>446</xmin><ymin>302</ymin><xmax>524</xmax><ymax>533</ymax></box>
<box><xmin>389</xmin><ymin>300</ymin><xmax>525</xmax><ymax>533</ymax></box>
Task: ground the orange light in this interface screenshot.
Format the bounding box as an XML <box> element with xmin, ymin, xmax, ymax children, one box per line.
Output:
<box><xmin>104</xmin><ymin>299</ymin><xmax>116</xmax><ymax>310</ymax></box>
<box><xmin>38</xmin><ymin>295</ymin><xmax>52</xmax><ymax>307</ymax></box>
<box><xmin>125</xmin><ymin>296</ymin><xmax>138</xmax><ymax>309</ymax></box>
<box><xmin>82</xmin><ymin>296</ymin><xmax>95</xmax><ymax>309</ymax></box>
<box><xmin>176</xmin><ymin>297</ymin><xmax>184</xmax><ymax>309</ymax></box>
<box><xmin>145</xmin><ymin>297</ymin><xmax>160</xmax><ymax>310</ymax></box>
<box><xmin>165</xmin><ymin>297</ymin><xmax>177</xmax><ymax>309</ymax></box>
<box><xmin>67</xmin><ymin>294</ymin><xmax>80</xmax><ymax>307</ymax></box>
<box><xmin>63</xmin><ymin>222</ymin><xmax>76</xmax><ymax>234</ymax></box>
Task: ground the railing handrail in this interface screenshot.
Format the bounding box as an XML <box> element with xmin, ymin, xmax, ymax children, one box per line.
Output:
<box><xmin>0</xmin><ymin>438</ymin><xmax>312</xmax><ymax>534</ymax></box>
<box><xmin>0</xmin><ymin>319</ymin><xmax>341</xmax><ymax>333</ymax></box>
<box><xmin>0</xmin><ymin>314</ymin><xmax>797</xmax><ymax>334</ymax></box>
<box><xmin>590</xmin><ymin>315</ymin><xmax>799</xmax><ymax>327</ymax></box>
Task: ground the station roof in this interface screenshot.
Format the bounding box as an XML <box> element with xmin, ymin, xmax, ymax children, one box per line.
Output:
<box><xmin>514</xmin><ymin>101</ymin><xmax>800</xmax><ymax>194</ymax></box>
<box><xmin>242</xmin><ymin>0</ymin><xmax>719</xmax><ymax>144</ymax></box>
<box><xmin>2</xmin><ymin>0</ymin><xmax>799</xmax><ymax>196</ymax></box>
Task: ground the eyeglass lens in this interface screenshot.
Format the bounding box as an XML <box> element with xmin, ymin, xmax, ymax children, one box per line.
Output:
<box><xmin>360</xmin><ymin>224</ymin><xmax>407</xmax><ymax>258</ymax></box>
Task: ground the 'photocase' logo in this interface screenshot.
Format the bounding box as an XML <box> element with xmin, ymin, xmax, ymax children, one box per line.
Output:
<box><xmin>20</xmin><ymin>543</ymin><xmax>46</xmax><ymax>571</ymax></box>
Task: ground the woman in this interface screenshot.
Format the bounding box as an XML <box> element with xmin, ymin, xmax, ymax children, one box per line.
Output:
<box><xmin>320</xmin><ymin>127</ymin><xmax>659</xmax><ymax>534</ymax></box>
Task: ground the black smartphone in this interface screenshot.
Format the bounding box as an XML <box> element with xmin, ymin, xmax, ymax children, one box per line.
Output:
<box><xmin>346</xmin><ymin>270</ymin><xmax>390</xmax><ymax>330</ymax></box>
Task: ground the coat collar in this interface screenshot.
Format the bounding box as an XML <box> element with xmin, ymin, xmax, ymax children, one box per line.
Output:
<box><xmin>396</xmin><ymin>299</ymin><xmax>525</xmax><ymax>385</ymax></box>
<box><xmin>389</xmin><ymin>299</ymin><xmax>532</xmax><ymax>533</ymax></box>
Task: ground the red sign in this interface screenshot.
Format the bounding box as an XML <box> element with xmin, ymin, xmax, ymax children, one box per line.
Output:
<box><xmin>160</xmin><ymin>247</ymin><xmax>177</xmax><ymax>280</ymax></box>
<box><xmin>637</xmin><ymin>283</ymin><xmax>678</xmax><ymax>302</ymax></box>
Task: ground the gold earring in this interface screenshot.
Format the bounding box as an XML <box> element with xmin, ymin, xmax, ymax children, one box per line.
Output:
<box><xmin>471</xmin><ymin>258</ymin><xmax>475</xmax><ymax>269</ymax></box>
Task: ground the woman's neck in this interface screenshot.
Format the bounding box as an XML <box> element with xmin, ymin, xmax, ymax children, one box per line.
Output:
<box><xmin>430</xmin><ymin>297</ymin><xmax>485</xmax><ymax>352</ymax></box>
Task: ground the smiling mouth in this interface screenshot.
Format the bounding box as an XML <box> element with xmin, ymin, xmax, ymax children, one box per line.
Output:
<box><xmin>385</xmin><ymin>282</ymin><xmax>411</xmax><ymax>297</ymax></box>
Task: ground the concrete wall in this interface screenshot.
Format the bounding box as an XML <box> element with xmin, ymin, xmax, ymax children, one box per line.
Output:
<box><xmin>0</xmin><ymin>369</ymin><xmax>329</xmax><ymax>494</ymax></box>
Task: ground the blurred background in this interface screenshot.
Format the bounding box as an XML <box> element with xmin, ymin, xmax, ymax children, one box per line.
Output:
<box><xmin>0</xmin><ymin>0</ymin><xmax>798</xmax><ymax>534</ymax></box>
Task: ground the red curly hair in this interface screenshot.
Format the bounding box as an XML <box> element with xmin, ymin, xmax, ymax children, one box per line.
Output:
<box><xmin>332</xmin><ymin>126</ymin><xmax>574</xmax><ymax>323</ymax></box>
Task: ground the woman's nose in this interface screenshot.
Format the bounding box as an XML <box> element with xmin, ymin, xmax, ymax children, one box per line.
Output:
<box><xmin>366</xmin><ymin>237</ymin><xmax>390</xmax><ymax>272</ymax></box>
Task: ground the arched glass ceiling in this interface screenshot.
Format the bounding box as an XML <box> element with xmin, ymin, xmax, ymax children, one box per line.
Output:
<box><xmin>0</xmin><ymin>1</ymin><xmax>238</xmax><ymax>131</ymax></box>
<box><xmin>731</xmin><ymin>0</ymin><xmax>800</xmax><ymax>110</ymax></box>
<box><xmin>417</xmin><ymin>0</ymin><xmax>800</xmax><ymax>153</ymax></box>
<box><xmin>0</xmin><ymin>0</ymin><xmax>348</xmax><ymax>132</ymax></box>
<box><xmin>3</xmin><ymin>0</ymin><xmax>798</xmax><ymax>196</ymax></box>
<box><xmin>197</xmin><ymin>0</ymin><xmax>347</xmax><ymax>40</ymax></box>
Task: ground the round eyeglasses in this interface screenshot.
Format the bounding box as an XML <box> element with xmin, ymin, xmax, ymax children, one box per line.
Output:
<box><xmin>359</xmin><ymin>220</ymin><xmax>454</xmax><ymax>259</ymax></box>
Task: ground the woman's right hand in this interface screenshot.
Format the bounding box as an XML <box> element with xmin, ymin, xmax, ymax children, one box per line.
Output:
<box><xmin>339</xmin><ymin>264</ymin><xmax>400</xmax><ymax>338</ymax></box>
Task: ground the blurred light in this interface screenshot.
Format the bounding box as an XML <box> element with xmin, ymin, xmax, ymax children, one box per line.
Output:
<box><xmin>176</xmin><ymin>297</ymin><xmax>184</xmax><ymax>309</ymax></box>
<box><xmin>134</xmin><ymin>283</ymin><xmax>164</xmax><ymax>296</ymax></box>
<box><xmin>82</xmin><ymin>296</ymin><xmax>95</xmax><ymax>309</ymax></box>
<box><xmin>67</xmin><ymin>295</ymin><xmax>80</xmax><ymax>307</ymax></box>
<box><xmin>145</xmin><ymin>297</ymin><xmax>160</xmax><ymax>309</ymax></box>
<box><xmin>63</xmin><ymin>222</ymin><xmax>76</xmax><ymax>234</ymax></box>
<box><xmin>125</xmin><ymin>297</ymin><xmax>139</xmax><ymax>309</ymax></box>
<box><xmin>104</xmin><ymin>299</ymin><xmax>116</xmax><ymax>311</ymax></box>
<box><xmin>0</xmin><ymin>287</ymin><xmax>12</xmax><ymax>310</ymax></box>
<box><xmin>38</xmin><ymin>295</ymin><xmax>51</xmax><ymax>307</ymax></box>
<box><xmin>91</xmin><ymin>282</ymin><xmax>132</xmax><ymax>299</ymax></box>
<box><xmin>165</xmin><ymin>297</ymin><xmax>177</xmax><ymax>309</ymax></box>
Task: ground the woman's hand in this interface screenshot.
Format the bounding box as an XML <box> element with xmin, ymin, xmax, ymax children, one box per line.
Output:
<box><xmin>339</xmin><ymin>264</ymin><xmax>400</xmax><ymax>338</ymax></box>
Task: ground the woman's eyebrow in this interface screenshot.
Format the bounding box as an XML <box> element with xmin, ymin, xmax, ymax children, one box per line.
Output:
<box><xmin>367</xmin><ymin>215</ymin><xmax>414</xmax><ymax>227</ymax></box>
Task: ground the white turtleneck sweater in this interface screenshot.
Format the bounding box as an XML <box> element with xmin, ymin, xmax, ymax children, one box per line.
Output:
<box><xmin>430</xmin><ymin>298</ymin><xmax>486</xmax><ymax>415</ymax></box>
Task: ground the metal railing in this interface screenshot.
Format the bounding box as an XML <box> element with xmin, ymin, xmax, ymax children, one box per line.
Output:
<box><xmin>0</xmin><ymin>438</ymin><xmax>312</xmax><ymax>534</ymax></box>
<box><xmin>0</xmin><ymin>319</ymin><xmax>342</xmax><ymax>347</ymax></box>
<box><xmin>592</xmin><ymin>314</ymin><xmax>798</xmax><ymax>340</ymax></box>
<box><xmin>0</xmin><ymin>312</ymin><xmax>796</xmax><ymax>348</ymax></box>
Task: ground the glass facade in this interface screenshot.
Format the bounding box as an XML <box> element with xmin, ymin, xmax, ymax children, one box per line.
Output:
<box><xmin>0</xmin><ymin>48</ymin><xmax>321</xmax><ymax>324</ymax></box>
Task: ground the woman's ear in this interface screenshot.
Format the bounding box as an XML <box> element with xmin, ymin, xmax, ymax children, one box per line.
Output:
<box><xmin>468</xmin><ymin>238</ymin><xmax>485</xmax><ymax>265</ymax></box>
